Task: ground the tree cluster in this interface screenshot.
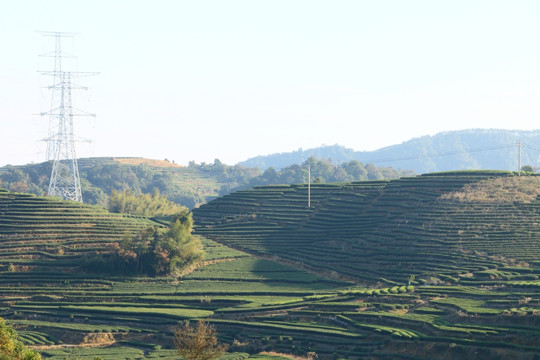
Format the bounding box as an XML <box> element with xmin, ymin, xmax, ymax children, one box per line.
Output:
<box><xmin>0</xmin><ymin>157</ymin><xmax>412</xmax><ymax>209</ymax></box>
<box><xmin>0</xmin><ymin>317</ymin><xmax>41</xmax><ymax>360</ymax></box>
<box><xmin>108</xmin><ymin>188</ymin><xmax>186</xmax><ymax>217</ymax></box>
<box><xmin>248</xmin><ymin>157</ymin><xmax>413</xmax><ymax>187</ymax></box>
<box><xmin>85</xmin><ymin>210</ymin><xmax>205</xmax><ymax>276</ymax></box>
<box><xmin>0</xmin><ymin>166</ymin><xmax>46</xmax><ymax>197</ymax></box>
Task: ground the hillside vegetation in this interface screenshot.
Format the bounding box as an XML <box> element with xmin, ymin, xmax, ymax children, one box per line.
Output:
<box><xmin>0</xmin><ymin>317</ymin><xmax>41</xmax><ymax>359</ymax></box>
<box><xmin>1</xmin><ymin>172</ymin><xmax>540</xmax><ymax>359</ymax></box>
<box><xmin>0</xmin><ymin>157</ymin><xmax>260</xmax><ymax>208</ymax></box>
<box><xmin>239</xmin><ymin>129</ymin><xmax>540</xmax><ymax>173</ymax></box>
<box><xmin>107</xmin><ymin>188</ymin><xmax>187</xmax><ymax>216</ymax></box>
<box><xmin>0</xmin><ymin>157</ymin><xmax>412</xmax><ymax>209</ymax></box>
<box><xmin>0</xmin><ymin>188</ymin><xmax>352</xmax><ymax>359</ymax></box>
<box><xmin>194</xmin><ymin>171</ymin><xmax>540</xmax><ymax>284</ymax></box>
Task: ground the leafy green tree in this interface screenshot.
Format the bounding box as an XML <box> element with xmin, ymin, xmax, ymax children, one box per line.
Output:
<box><xmin>80</xmin><ymin>178</ymin><xmax>108</xmax><ymax>206</ymax></box>
<box><xmin>0</xmin><ymin>317</ymin><xmax>41</xmax><ymax>360</ymax></box>
<box><xmin>108</xmin><ymin>210</ymin><xmax>205</xmax><ymax>275</ymax></box>
<box><xmin>305</xmin><ymin>156</ymin><xmax>334</xmax><ymax>181</ymax></box>
<box><xmin>259</xmin><ymin>167</ymin><xmax>279</xmax><ymax>184</ymax></box>
<box><xmin>340</xmin><ymin>160</ymin><xmax>368</xmax><ymax>181</ymax></box>
<box><xmin>365</xmin><ymin>163</ymin><xmax>383</xmax><ymax>180</ymax></box>
<box><xmin>149</xmin><ymin>210</ymin><xmax>204</xmax><ymax>274</ymax></box>
<box><xmin>333</xmin><ymin>167</ymin><xmax>349</xmax><ymax>182</ymax></box>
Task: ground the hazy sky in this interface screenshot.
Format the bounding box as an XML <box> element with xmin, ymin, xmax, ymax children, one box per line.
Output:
<box><xmin>1</xmin><ymin>1</ymin><xmax>540</xmax><ymax>166</ymax></box>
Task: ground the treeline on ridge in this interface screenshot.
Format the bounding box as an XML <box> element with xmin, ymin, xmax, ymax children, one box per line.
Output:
<box><xmin>0</xmin><ymin>157</ymin><xmax>413</xmax><ymax>208</ymax></box>
<box><xmin>253</xmin><ymin>156</ymin><xmax>413</xmax><ymax>185</ymax></box>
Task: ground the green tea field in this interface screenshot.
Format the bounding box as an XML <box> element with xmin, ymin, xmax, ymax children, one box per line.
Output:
<box><xmin>193</xmin><ymin>171</ymin><xmax>540</xmax><ymax>359</ymax></box>
<box><xmin>1</xmin><ymin>171</ymin><xmax>540</xmax><ymax>359</ymax></box>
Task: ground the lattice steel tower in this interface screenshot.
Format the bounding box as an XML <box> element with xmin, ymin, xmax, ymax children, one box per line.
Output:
<box><xmin>39</xmin><ymin>32</ymin><xmax>96</xmax><ymax>202</ymax></box>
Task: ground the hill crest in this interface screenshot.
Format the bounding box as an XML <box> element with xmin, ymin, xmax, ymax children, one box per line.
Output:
<box><xmin>111</xmin><ymin>157</ymin><xmax>182</xmax><ymax>168</ymax></box>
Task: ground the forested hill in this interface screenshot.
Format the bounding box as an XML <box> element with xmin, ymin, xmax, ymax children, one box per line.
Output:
<box><xmin>0</xmin><ymin>157</ymin><xmax>411</xmax><ymax>208</ymax></box>
<box><xmin>238</xmin><ymin>129</ymin><xmax>540</xmax><ymax>173</ymax></box>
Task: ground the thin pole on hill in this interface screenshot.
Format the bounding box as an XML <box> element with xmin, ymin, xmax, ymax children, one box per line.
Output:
<box><xmin>308</xmin><ymin>165</ymin><xmax>311</xmax><ymax>208</ymax></box>
<box><xmin>518</xmin><ymin>142</ymin><xmax>522</xmax><ymax>176</ymax></box>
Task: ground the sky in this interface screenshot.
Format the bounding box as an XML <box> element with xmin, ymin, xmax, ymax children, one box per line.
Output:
<box><xmin>1</xmin><ymin>1</ymin><xmax>540</xmax><ymax>166</ymax></box>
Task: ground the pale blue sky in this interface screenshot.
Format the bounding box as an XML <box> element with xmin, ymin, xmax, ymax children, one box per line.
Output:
<box><xmin>1</xmin><ymin>1</ymin><xmax>540</xmax><ymax>166</ymax></box>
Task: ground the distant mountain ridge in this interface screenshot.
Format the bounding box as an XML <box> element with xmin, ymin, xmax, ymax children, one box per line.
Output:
<box><xmin>238</xmin><ymin>129</ymin><xmax>540</xmax><ymax>173</ymax></box>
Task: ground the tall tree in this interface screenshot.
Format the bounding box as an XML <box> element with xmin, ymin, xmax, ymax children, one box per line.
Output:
<box><xmin>107</xmin><ymin>210</ymin><xmax>205</xmax><ymax>275</ymax></box>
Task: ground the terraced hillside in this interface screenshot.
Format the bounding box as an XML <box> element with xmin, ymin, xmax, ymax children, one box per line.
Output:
<box><xmin>0</xmin><ymin>189</ymin><xmax>158</xmax><ymax>272</ymax></box>
<box><xmin>0</xmin><ymin>189</ymin><xmax>354</xmax><ymax>359</ymax></box>
<box><xmin>193</xmin><ymin>171</ymin><xmax>540</xmax><ymax>285</ymax></box>
<box><xmin>1</xmin><ymin>179</ymin><xmax>540</xmax><ymax>359</ymax></box>
<box><xmin>195</xmin><ymin>171</ymin><xmax>540</xmax><ymax>358</ymax></box>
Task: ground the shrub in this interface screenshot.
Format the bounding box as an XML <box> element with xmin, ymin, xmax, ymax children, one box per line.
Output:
<box><xmin>0</xmin><ymin>317</ymin><xmax>42</xmax><ymax>360</ymax></box>
<box><xmin>174</xmin><ymin>320</ymin><xmax>228</xmax><ymax>360</ymax></box>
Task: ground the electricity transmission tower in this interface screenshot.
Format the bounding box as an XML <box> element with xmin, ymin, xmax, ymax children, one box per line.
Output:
<box><xmin>39</xmin><ymin>32</ymin><xmax>96</xmax><ymax>202</ymax></box>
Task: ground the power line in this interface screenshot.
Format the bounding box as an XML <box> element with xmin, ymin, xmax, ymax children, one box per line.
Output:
<box><xmin>522</xmin><ymin>143</ymin><xmax>540</xmax><ymax>153</ymax></box>
<box><xmin>360</xmin><ymin>143</ymin><xmax>516</xmax><ymax>165</ymax></box>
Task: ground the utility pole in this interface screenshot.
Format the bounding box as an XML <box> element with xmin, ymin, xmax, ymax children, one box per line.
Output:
<box><xmin>308</xmin><ymin>165</ymin><xmax>311</xmax><ymax>208</ymax></box>
<box><xmin>518</xmin><ymin>142</ymin><xmax>522</xmax><ymax>176</ymax></box>
<box><xmin>39</xmin><ymin>32</ymin><xmax>97</xmax><ymax>202</ymax></box>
